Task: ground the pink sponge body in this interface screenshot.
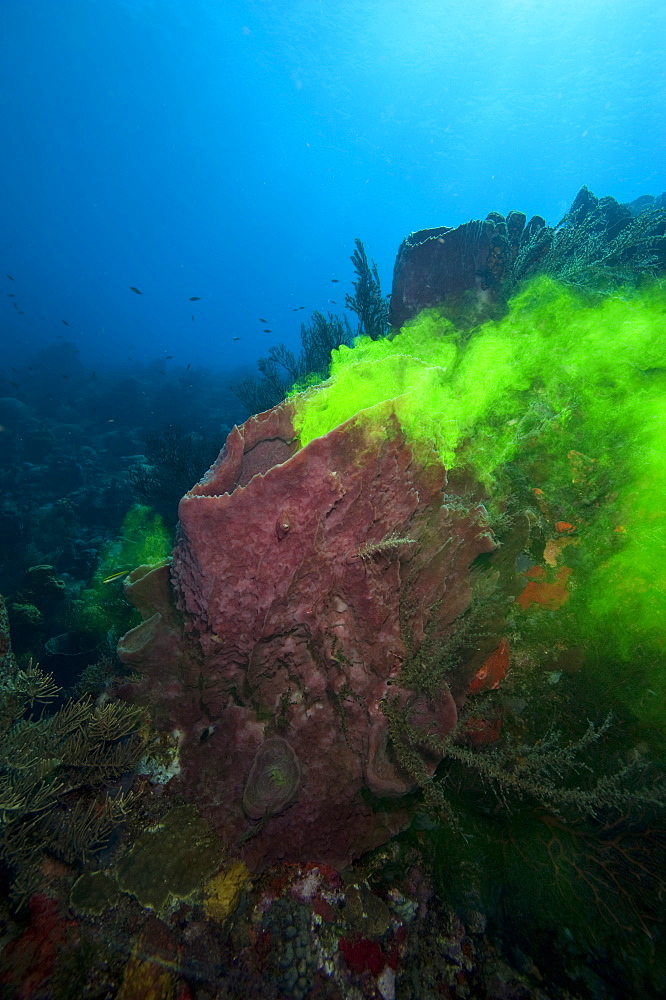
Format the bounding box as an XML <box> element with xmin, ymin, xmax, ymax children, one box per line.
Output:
<box><xmin>118</xmin><ymin>398</ymin><xmax>496</xmax><ymax>870</ymax></box>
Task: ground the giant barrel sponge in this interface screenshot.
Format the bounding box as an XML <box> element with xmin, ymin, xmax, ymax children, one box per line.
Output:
<box><xmin>118</xmin><ymin>396</ymin><xmax>496</xmax><ymax>870</ymax></box>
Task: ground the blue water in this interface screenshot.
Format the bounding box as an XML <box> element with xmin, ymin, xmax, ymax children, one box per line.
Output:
<box><xmin>1</xmin><ymin>0</ymin><xmax>664</xmax><ymax>373</ymax></box>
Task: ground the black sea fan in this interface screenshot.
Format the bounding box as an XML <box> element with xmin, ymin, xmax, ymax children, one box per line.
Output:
<box><xmin>242</xmin><ymin>737</ymin><xmax>301</xmax><ymax>821</ymax></box>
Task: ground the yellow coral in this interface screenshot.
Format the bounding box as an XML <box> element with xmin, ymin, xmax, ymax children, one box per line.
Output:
<box><xmin>203</xmin><ymin>860</ymin><xmax>250</xmax><ymax>922</ymax></box>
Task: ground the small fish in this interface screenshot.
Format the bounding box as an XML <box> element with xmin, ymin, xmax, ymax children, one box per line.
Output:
<box><xmin>329</xmin><ymin>300</ymin><xmax>336</xmax><ymax>303</ymax></box>
<box><xmin>92</xmin><ymin>371</ymin><xmax>96</xmax><ymax>377</ymax></box>
<box><xmin>263</xmin><ymin>329</ymin><xmax>271</xmax><ymax>333</ymax></box>
<box><xmin>191</xmin><ymin>315</ymin><xmax>194</xmax><ymax>321</ymax></box>
<box><xmin>61</xmin><ymin>373</ymin><xmax>69</xmax><ymax>379</ymax></box>
<box><xmin>259</xmin><ymin>318</ymin><xmax>267</xmax><ymax>323</ymax></box>
<box><xmin>299</xmin><ymin>306</ymin><xmax>305</xmax><ymax>309</ymax></box>
<box><xmin>61</xmin><ymin>320</ymin><xmax>69</xmax><ymax>326</ymax></box>
<box><xmin>186</xmin><ymin>363</ymin><xmax>191</xmax><ymax>370</ymax></box>
<box><xmin>6</xmin><ymin>293</ymin><xmax>14</xmax><ymax>297</ymax></box>
<box><xmin>129</xmin><ymin>286</ymin><xmax>143</xmax><ymax>295</ymax></box>
<box><xmin>331</xmin><ymin>278</ymin><xmax>339</xmax><ymax>283</ymax></box>
<box><xmin>292</xmin><ymin>308</ymin><xmax>299</xmax><ymax>311</ymax></box>
<box><xmin>12</xmin><ymin>301</ymin><xmax>18</xmax><ymax>309</ymax></box>
<box><xmin>6</xmin><ymin>274</ymin><xmax>14</xmax><ymax>280</ymax></box>
<box><xmin>189</xmin><ymin>296</ymin><xmax>201</xmax><ymax>301</ymax></box>
<box><xmin>233</xmin><ymin>337</ymin><xmax>240</xmax><ymax>341</ymax></box>
<box><xmin>165</xmin><ymin>355</ymin><xmax>173</xmax><ymax>359</ymax></box>
<box><xmin>102</xmin><ymin>569</ymin><xmax>130</xmax><ymax>584</ymax></box>
<box><xmin>10</xmin><ymin>381</ymin><xmax>19</xmax><ymax>388</ymax></box>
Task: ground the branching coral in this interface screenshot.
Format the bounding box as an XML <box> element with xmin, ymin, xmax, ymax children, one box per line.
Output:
<box><xmin>384</xmin><ymin>699</ymin><xmax>666</xmax><ymax>829</ymax></box>
<box><xmin>397</xmin><ymin>568</ymin><xmax>506</xmax><ymax>699</ymax></box>
<box><xmin>345</xmin><ymin>238</ymin><xmax>389</xmax><ymax>340</ymax></box>
<box><xmin>509</xmin><ymin>185</ymin><xmax>666</xmax><ymax>294</ymax></box>
<box><xmin>130</xmin><ymin>426</ymin><xmax>220</xmax><ymax>522</ymax></box>
<box><xmin>232</xmin><ymin>237</ymin><xmax>387</xmax><ymax>415</ymax></box>
<box><xmin>0</xmin><ymin>658</ymin><xmax>146</xmax><ymax>902</ymax></box>
<box><xmin>233</xmin><ymin>311</ymin><xmax>355</xmax><ymax>414</ymax></box>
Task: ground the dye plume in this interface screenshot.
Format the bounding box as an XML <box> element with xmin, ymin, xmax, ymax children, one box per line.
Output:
<box><xmin>292</xmin><ymin>276</ymin><xmax>666</xmax><ymax>721</ymax></box>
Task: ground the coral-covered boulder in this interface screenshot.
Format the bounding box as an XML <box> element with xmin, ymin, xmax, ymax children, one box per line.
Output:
<box><xmin>119</xmin><ymin>398</ymin><xmax>495</xmax><ymax>870</ymax></box>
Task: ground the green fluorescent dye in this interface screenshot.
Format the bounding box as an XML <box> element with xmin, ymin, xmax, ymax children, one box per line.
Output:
<box><xmin>293</xmin><ymin>276</ymin><xmax>665</xmax><ymax>474</ymax></box>
<box><xmin>291</xmin><ymin>276</ymin><xmax>666</xmax><ymax>713</ymax></box>
<box><xmin>75</xmin><ymin>504</ymin><xmax>172</xmax><ymax>639</ymax></box>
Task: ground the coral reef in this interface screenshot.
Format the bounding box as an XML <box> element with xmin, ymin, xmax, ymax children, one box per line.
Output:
<box><xmin>0</xmin><ymin>893</ymin><xmax>79</xmax><ymax>998</ymax></box>
<box><xmin>389</xmin><ymin>186</ymin><xmax>666</xmax><ymax>328</ymax></box>
<box><xmin>5</xmin><ymin>564</ymin><xmax>68</xmax><ymax>659</ymax></box>
<box><xmin>69</xmin><ymin>870</ymin><xmax>118</xmax><ymax>915</ymax></box>
<box><xmin>202</xmin><ymin>859</ymin><xmax>250</xmax><ymax>922</ymax></box>
<box><xmin>0</xmin><ymin>592</ymin><xmax>16</xmax><ymax>673</ymax></box>
<box><xmin>2</xmin><ymin>196</ymin><xmax>664</xmax><ymax>997</ymax></box>
<box><xmin>7</xmin><ymin>842</ymin><xmax>602</xmax><ymax>1000</ymax></box>
<box><xmin>0</xmin><ymin>608</ymin><xmax>146</xmax><ymax>902</ymax></box>
<box><xmin>509</xmin><ymin>184</ymin><xmax>666</xmax><ymax>293</ymax></box>
<box><xmin>0</xmin><ymin>344</ymin><xmax>244</xmax><ymax>601</ymax></box>
<box><xmin>389</xmin><ymin>208</ymin><xmax>543</xmax><ymax>328</ymax></box>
